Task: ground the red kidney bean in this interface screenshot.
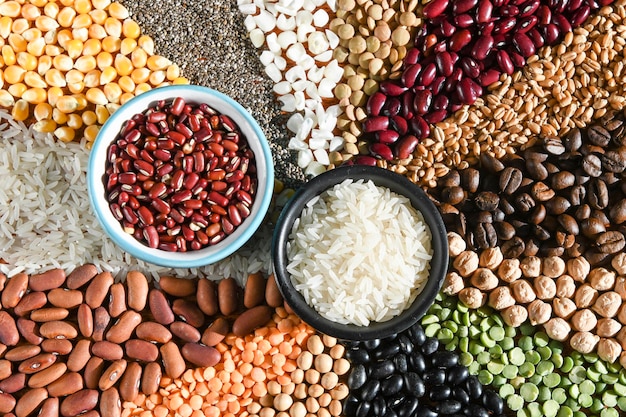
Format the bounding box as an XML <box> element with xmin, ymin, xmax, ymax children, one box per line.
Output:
<box><xmin>478</xmin><ymin>69</ymin><xmax>500</xmax><ymax>86</ymax></box>
<box><xmin>390</xmin><ymin>115</ymin><xmax>408</xmax><ymax>135</ymax></box>
<box><xmin>423</xmin><ymin>0</ymin><xmax>449</xmax><ymax>18</ymax></box>
<box><xmin>513</xmin><ymin>32</ymin><xmax>536</xmax><ymax>57</ymax></box>
<box><xmin>417</xmin><ymin>63</ymin><xmax>437</xmax><ymax>86</ymax></box>
<box><xmin>401</xmin><ymin>64</ymin><xmax>422</xmax><ymax>88</ymax></box>
<box><xmin>449</xmin><ymin>29</ymin><xmax>472</xmax><ymax>51</ymax></box>
<box><xmin>409</xmin><ymin>116</ymin><xmax>430</xmax><ymax>139</ymax></box>
<box><xmin>471</xmin><ymin>35</ymin><xmax>494</xmax><ymax>60</ymax></box>
<box><xmin>378</xmin><ymin>81</ymin><xmax>407</xmax><ymax>96</ymax></box>
<box><xmin>363</xmin><ymin>116</ymin><xmax>390</xmax><ymax>133</ymax></box>
<box><xmin>452</xmin><ymin>0</ymin><xmax>478</xmax><ymax>15</ymax></box>
<box><xmin>571</xmin><ymin>5</ymin><xmax>590</xmax><ymax>25</ymax></box>
<box><xmin>496</xmin><ymin>50</ymin><xmax>514</xmax><ymax>74</ymax></box>
<box><xmin>434</xmin><ymin>52</ymin><xmax>453</xmax><ymax>77</ymax></box>
<box><xmin>370</xmin><ymin>143</ymin><xmax>394</xmax><ymax>161</ymax></box>
<box><xmin>376</xmin><ymin>130</ymin><xmax>401</xmax><ymax>144</ymax></box>
<box><xmin>413</xmin><ymin>90</ymin><xmax>433</xmax><ymax>115</ymax></box>
<box><xmin>477</xmin><ymin>0</ymin><xmax>493</xmax><ymax>22</ymax></box>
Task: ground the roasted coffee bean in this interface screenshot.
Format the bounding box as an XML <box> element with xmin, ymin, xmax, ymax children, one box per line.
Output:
<box><xmin>558</xmin><ymin>214</ymin><xmax>579</xmax><ymax>235</ymax></box>
<box><xmin>601</xmin><ymin>150</ymin><xmax>626</xmax><ymax>173</ymax></box>
<box><xmin>501</xmin><ymin>237</ymin><xmax>525</xmax><ymax>258</ymax></box>
<box><xmin>480</xmin><ymin>153</ymin><xmax>504</xmax><ymax>173</ymax></box>
<box><xmin>474</xmin><ymin>222</ymin><xmax>497</xmax><ymax>248</ymax></box>
<box><xmin>494</xmin><ymin>221</ymin><xmax>515</xmax><ymax>240</ymax></box>
<box><xmin>581</xmin><ymin>217</ymin><xmax>606</xmax><ymax>238</ymax></box>
<box><xmin>543</xmin><ymin>136</ymin><xmax>565</xmax><ymax>155</ymax></box>
<box><xmin>588</xmin><ymin>179</ymin><xmax>609</xmax><ymax>210</ymax></box>
<box><xmin>587</xmin><ymin>125</ymin><xmax>611</xmax><ymax>146</ymax></box>
<box><xmin>499</xmin><ymin>167</ymin><xmax>522</xmax><ymax>194</ymax></box>
<box><xmin>474</xmin><ymin>192</ymin><xmax>499</xmax><ymax>211</ymax></box>
<box><xmin>529</xmin><ymin>205</ymin><xmax>546</xmax><ymax>225</ymax></box>
<box><xmin>461</xmin><ymin>168</ymin><xmax>480</xmax><ymax>193</ymax></box>
<box><xmin>441</xmin><ymin>186</ymin><xmax>465</xmax><ymax>204</ymax></box>
<box><xmin>583</xmin><ymin>154</ymin><xmax>602</xmax><ymax>177</ymax></box>
<box><xmin>563</xmin><ymin>128</ymin><xmax>583</xmax><ymax>151</ymax></box>
<box><xmin>526</xmin><ymin>158</ymin><xmax>548</xmax><ymax>180</ymax></box>
<box><xmin>530</xmin><ymin>182</ymin><xmax>555</xmax><ymax>201</ymax></box>
<box><xmin>596</xmin><ymin>231</ymin><xmax>626</xmax><ymax>254</ymax></box>
<box><xmin>514</xmin><ymin>193</ymin><xmax>535</xmax><ymax>212</ymax></box>
<box><xmin>551</xmin><ymin>171</ymin><xmax>575</xmax><ymax>190</ymax></box>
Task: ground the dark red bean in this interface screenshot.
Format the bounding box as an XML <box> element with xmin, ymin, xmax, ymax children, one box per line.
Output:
<box><xmin>449</xmin><ymin>29</ymin><xmax>471</xmax><ymax>52</ymax></box>
<box><xmin>460</xmin><ymin>57</ymin><xmax>480</xmax><ymax>79</ymax></box>
<box><xmin>435</xmin><ymin>52</ymin><xmax>453</xmax><ymax>77</ymax></box>
<box><xmin>496</xmin><ymin>50</ymin><xmax>514</xmax><ymax>74</ymax></box>
<box><xmin>471</xmin><ymin>35</ymin><xmax>494</xmax><ymax>60</ymax></box>
<box><xmin>390</xmin><ymin>115</ymin><xmax>408</xmax><ymax>135</ymax></box>
<box><xmin>424</xmin><ymin>110</ymin><xmax>448</xmax><ymax>124</ymax></box>
<box><xmin>456</xmin><ymin>78</ymin><xmax>479</xmax><ymax>104</ymax></box>
<box><xmin>417</xmin><ymin>63</ymin><xmax>437</xmax><ymax>87</ymax></box>
<box><xmin>401</xmin><ymin>64</ymin><xmax>422</xmax><ymax>89</ymax></box>
<box><xmin>404</xmin><ymin>48</ymin><xmax>420</xmax><ymax>65</ymax></box>
<box><xmin>552</xmin><ymin>13</ymin><xmax>571</xmax><ymax>34</ymax></box>
<box><xmin>378</xmin><ymin>81</ymin><xmax>407</xmax><ymax>96</ymax></box>
<box><xmin>478</xmin><ymin>69</ymin><xmax>500</xmax><ymax>87</ymax></box>
<box><xmin>517</xmin><ymin>15</ymin><xmax>538</xmax><ymax>34</ymax></box>
<box><xmin>513</xmin><ymin>32</ymin><xmax>535</xmax><ymax>57</ymax></box>
<box><xmin>527</xmin><ymin>28</ymin><xmax>544</xmax><ymax>49</ymax></box>
<box><xmin>409</xmin><ymin>116</ymin><xmax>430</xmax><ymax>139</ymax></box>
<box><xmin>571</xmin><ymin>6</ymin><xmax>590</xmax><ymax>26</ymax></box>
<box><xmin>354</xmin><ymin>156</ymin><xmax>378</xmax><ymax>166</ymax></box>
<box><xmin>493</xmin><ymin>17</ymin><xmax>516</xmax><ymax>35</ymax></box>
<box><xmin>452</xmin><ymin>0</ymin><xmax>477</xmax><ymax>15</ymax></box>
<box><xmin>422</xmin><ymin>0</ymin><xmax>449</xmax><ymax>18</ymax></box>
<box><xmin>363</xmin><ymin>116</ymin><xmax>390</xmax><ymax>133</ymax></box>
<box><xmin>476</xmin><ymin>0</ymin><xmax>493</xmax><ymax>23</ymax></box>
<box><xmin>413</xmin><ymin>90</ymin><xmax>433</xmax><ymax>115</ymax></box>
<box><xmin>454</xmin><ymin>14</ymin><xmax>474</xmax><ymax>28</ymax></box>
<box><xmin>370</xmin><ymin>143</ymin><xmax>394</xmax><ymax>161</ymax></box>
<box><xmin>376</xmin><ymin>130</ymin><xmax>400</xmax><ymax>144</ymax></box>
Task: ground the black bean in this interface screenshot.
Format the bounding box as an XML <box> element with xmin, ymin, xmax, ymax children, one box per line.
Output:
<box><xmin>482</xmin><ymin>389</ymin><xmax>504</xmax><ymax>414</ymax></box>
<box><xmin>466</xmin><ymin>376</ymin><xmax>482</xmax><ymax>399</ymax></box>
<box><xmin>421</xmin><ymin>337</ymin><xmax>439</xmax><ymax>355</ymax></box>
<box><xmin>424</xmin><ymin>368</ymin><xmax>446</xmax><ymax>385</ymax></box>
<box><xmin>360</xmin><ymin>379</ymin><xmax>381</xmax><ymax>402</ymax></box>
<box><xmin>463</xmin><ymin>404</ymin><xmax>490</xmax><ymax>417</ymax></box>
<box><xmin>370</xmin><ymin>359</ymin><xmax>395</xmax><ymax>379</ymax></box>
<box><xmin>397</xmin><ymin>397</ymin><xmax>419</xmax><ymax>417</ymax></box>
<box><xmin>388</xmin><ymin>394</ymin><xmax>404</xmax><ymax>409</ymax></box>
<box><xmin>452</xmin><ymin>387</ymin><xmax>470</xmax><ymax>404</ymax></box>
<box><xmin>415</xmin><ymin>408</ymin><xmax>438</xmax><ymax>417</ymax></box>
<box><xmin>408</xmin><ymin>324</ymin><xmax>426</xmax><ymax>346</ymax></box>
<box><xmin>348</xmin><ymin>364</ymin><xmax>367</xmax><ymax>390</ymax></box>
<box><xmin>373</xmin><ymin>342</ymin><xmax>400</xmax><ymax>359</ymax></box>
<box><xmin>436</xmin><ymin>400</ymin><xmax>462</xmax><ymax>415</ymax></box>
<box><xmin>429</xmin><ymin>385</ymin><xmax>451</xmax><ymax>401</ymax></box>
<box><xmin>363</xmin><ymin>339</ymin><xmax>381</xmax><ymax>350</ymax></box>
<box><xmin>383</xmin><ymin>409</ymin><xmax>398</xmax><ymax>417</ymax></box>
<box><xmin>409</xmin><ymin>351</ymin><xmax>426</xmax><ymax>373</ymax></box>
<box><xmin>355</xmin><ymin>401</ymin><xmax>371</xmax><ymax>417</ymax></box>
<box><xmin>447</xmin><ymin>364</ymin><xmax>469</xmax><ymax>385</ymax></box>
<box><xmin>345</xmin><ymin>347</ymin><xmax>370</xmax><ymax>364</ymax></box>
<box><xmin>431</xmin><ymin>351</ymin><xmax>458</xmax><ymax>368</ymax></box>
<box><xmin>371</xmin><ymin>397</ymin><xmax>387</xmax><ymax>416</ymax></box>
<box><xmin>381</xmin><ymin>374</ymin><xmax>404</xmax><ymax>396</ymax></box>
<box><xmin>393</xmin><ymin>353</ymin><xmax>408</xmax><ymax>373</ymax></box>
<box><xmin>343</xmin><ymin>395</ymin><xmax>359</xmax><ymax>417</ymax></box>
<box><xmin>398</xmin><ymin>334</ymin><xmax>413</xmax><ymax>353</ymax></box>
<box><xmin>403</xmin><ymin>372</ymin><xmax>425</xmax><ymax>397</ymax></box>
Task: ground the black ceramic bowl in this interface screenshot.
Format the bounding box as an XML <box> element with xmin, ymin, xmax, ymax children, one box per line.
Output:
<box><xmin>272</xmin><ymin>165</ymin><xmax>448</xmax><ymax>340</ymax></box>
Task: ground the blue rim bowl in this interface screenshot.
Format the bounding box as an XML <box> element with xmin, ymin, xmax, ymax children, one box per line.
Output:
<box><xmin>272</xmin><ymin>165</ymin><xmax>448</xmax><ymax>340</ymax></box>
<box><xmin>88</xmin><ymin>85</ymin><xmax>274</xmax><ymax>268</ymax></box>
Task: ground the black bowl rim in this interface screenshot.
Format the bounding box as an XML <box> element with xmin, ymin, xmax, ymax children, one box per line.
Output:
<box><xmin>271</xmin><ymin>165</ymin><xmax>448</xmax><ymax>340</ymax></box>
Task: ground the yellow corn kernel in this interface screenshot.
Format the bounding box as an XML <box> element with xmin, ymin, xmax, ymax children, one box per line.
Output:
<box><xmin>134</xmin><ymin>83</ymin><xmax>151</xmax><ymax>95</ymax></box>
<box><xmin>33</xmin><ymin>119</ymin><xmax>57</xmax><ymax>133</ymax></box>
<box><xmin>130</xmin><ymin>67</ymin><xmax>150</xmax><ymax>84</ymax></box>
<box><xmin>130</xmin><ymin>48</ymin><xmax>147</xmax><ymax>68</ymax></box>
<box><xmin>55</xmin><ymin>95</ymin><xmax>79</xmax><ymax>113</ymax></box>
<box><xmin>52</xmin><ymin>54</ymin><xmax>73</xmax><ymax>71</ymax></box>
<box><xmin>83</xmin><ymin>69</ymin><xmax>100</xmax><ymax>87</ymax></box>
<box><xmin>73</xmin><ymin>94</ymin><xmax>88</xmax><ymax>110</ymax></box>
<box><xmin>89</xmin><ymin>9</ymin><xmax>107</xmax><ymax>25</ymax></box>
<box><xmin>52</xmin><ymin>107</ymin><xmax>68</xmax><ymax>124</ymax></box>
<box><xmin>47</xmin><ymin>87</ymin><xmax>63</xmax><ymax>106</ymax></box>
<box><xmin>120</xmin><ymin>38</ymin><xmax>136</xmax><ymax>56</ymax></box>
<box><xmin>0</xmin><ymin>16</ymin><xmax>13</xmax><ymax>39</ymax></box>
<box><xmin>56</xmin><ymin>29</ymin><xmax>73</xmax><ymax>49</ymax></box>
<box><xmin>104</xmin><ymin>17</ymin><xmax>122</xmax><ymax>38</ymax></box>
<box><xmin>45</xmin><ymin>69</ymin><xmax>67</xmax><ymax>87</ymax></box>
<box><xmin>88</xmin><ymin>23</ymin><xmax>107</xmax><ymax>40</ymax></box>
<box><xmin>65</xmin><ymin>69</ymin><xmax>84</xmax><ymax>84</ymax></box>
<box><xmin>33</xmin><ymin>102</ymin><xmax>53</xmax><ymax>121</ymax></box>
<box><xmin>12</xmin><ymin>99</ymin><xmax>29</xmax><ymax>121</ymax></box>
<box><xmin>114</xmin><ymin>54</ymin><xmax>133</xmax><ymax>76</ymax></box>
<box><xmin>54</xmin><ymin>126</ymin><xmax>76</xmax><ymax>142</ymax></box>
<box><xmin>147</xmin><ymin>55</ymin><xmax>171</xmax><ymax>71</ymax></box>
<box><xmin>172</xmin><ymin>77</ymin><xmax>189</xmax><ymax>85</ymax></box>
<box><xmin>0</xmin><ymin>71</ymin><xmax>4</xmax><ymax>89</ymax></box>
<box><xmin>0</xmin><ymin>89</ymin><xmax>15</xmax><ymax>107</ymax></box>
<box><xmin>44</xmin><ymin>44</ymin><xmax>62</xmax><ymax>56</ymax></box>
<box><xmin>99</xmin><ymin>66</ymin><xmax>116</xmax><ymax>84</ymax></box>
<box><xmin>26</xmin><ymin>37</ymin><xmax>46</xmax><ymax>57</ymax></box>
<box><xmin>108</xmin><ymin>3</ymin><xmax>130</xmax><ymax>19</ymax></box>
<box><xmin>72</xmin><ymin>27</ymin><xmax>89</xmax><ymax>42</ymax></box>
<box><xmin>95</xmin><ymin>104</ymin><xmax>109</xmax><ymax>124</ymax></box>
<box><xmin>121</xmin><ymin>19</ymin><xmax>140</xmax><ymax>39</ymax></box>
<box><xmin>65</xmin><ymin>39</ymin><xmax>83</xmax><ymax>59</ymax></box>
<box><xmin>44</xmin><ymin>30</ymin><xmax>57</xmax><ymax>46</ymax></box>
<box><xmin>166</xmin><ymin>64</ymin><xmax>180</xmax><ymax>81</ymax></box>
<box><xmin>21</xmin><ymin>4</ymin><xmax>41</xmax><ymax>20</ymax></box>
<box><xmin>22</xmin><ymin>28</ymin><xmax>42</xmax><ymax>42</ymax></box>
<box><xmin>67</xmin><ymin>113</ymin><xmax>83</xmax><ymax>130</ymax></box>
<box><xmin>149</xmin><ymin>70</ymin><xmax>166</xmax><ymax>86</ymax></box>
<box><xmin>22</xmin><ymin>87</ymin><xmax>47</xmax><ymax>104</ymax></box>
<box><xmin>96</xmin><ymin>51</ymin><xmax>113</xmax><ymax>69</ymax></box>
<box><xmin>8</xmin><ymin>83</ymin><xmax>27</xmax><ymax>98</ymax></box>
<box><xmin>67</xmin><ymin>81</ymin><xmax>84</xmax><ymax>94</ymax></box>
<box><xmin>105</xmin><ymin>102</ymin><xmax>120</xmax><ymax>115</ymax></box>
<box><xmin>4</xmin><ymin>65</ymin><xmax>26</xmax><ymax>84</ymax></box>
<box><xmin>118</xmin><ymin>75</ymin><xmax>135</xmax><ymax>93</ymax></box>
<box><xmin>82</xmin><ymin>38</ymin><xmax>101</xmax><ymax>56</ymax></box>
<box><xmin>37</xmin><ymin>56</ymin><xmax>53</xmax><ymax>76</ymax></box>
<box><xmin>82</xmin><ymin>110</ymin><xmax>97</xmax><ymax>125</ymax></box>
<box><xmin>11</xmin><ymin>19</ymin><xmax>30</xmax><ymax>36</ymax></box>
<box><xmin>86</xmin><ymin>87</ymin><xmax>107</xmax><ymax>105</ymax></box>
<box><xmin>102</xmin><ymin>35</ymin><xmax>120</xmax><ymax>53</ymax></box>
<box><xmin>75</xmin><ymin>0</ymin><xmax>92</xmax><ymax>14</ymax></box>
<box><xmin>44</xmin><ymin>2</ymin><xmax>60</xmax><ymax>18</ymax></box>
<box><xmin>72</xmin><ymin>13</ymin><xmax>92</xmax><ymax>29</ymax></box>
<box><xmin>30</xmin><ymin>0</ymin><xmax>49</xmax><ymax>6</ymax></box>
<box><xmin>60</xmin><ymin>0</ymin><xmax>76</xmax><ymax>7</ymax></box>
<box><xmin>57</xmin><ymin>7</ymin><xmax>76</xmax><ymax>27</ymax></box>
<box><xmin>0</xmin><ymin>1</ymin><xmax>21</xmax><ymax>18</ymax></box>
<box><xmin>103</xmin><ymin>82</ymin><xmax>122</xmax><ymax>103</ymax></box>
<box><xmin>17</xmin><ymin>52</ymin><xmax>37</xmax><ymax>71</ymax></box>
<box><xmin>24</xmin><ymin>71</ymin><xmax>47</xmax><ymax>88</ymax></box>
<box><xmin>8</xmin><ymin>34</ymin><xmax>26</xmax><ymax>52</ymax></box>
<box><xmin>138</xmin><ymin>35</ymin><xmax>154</xmax><ymax>55</ymax></box>
<box><xmin>75</xmin><ymin>55</ymin><xmax>96</xmax><ymax>73</ymax></box>
<box><xmin>84</xmin><ymin>124</ymin><xmax>100</xmax><ymax>142</ymax></box>
<box><xmin>2</xmin><ymin>45</ymin><xmax>16</xmax><ymax>66</ymax></box>
<box><xmin>119</xmin><ymin>92</ymin><xmax>134</xmax><ymax>105</ymax></box>
<box><xmin>35</xmin><ymin>16</ymin><xmax>60</xmax><ymax>32</ymax></box>
<box><xmin>92</xmin><ymin>0</ymin><xmax>112</xmax><ymax>10</ymax></box>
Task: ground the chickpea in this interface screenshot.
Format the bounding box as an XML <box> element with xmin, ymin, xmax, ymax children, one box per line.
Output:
<box><xmin>453</xmin><ymin>251</ymin><xmax>479</xmax><ymax>277</ymax></box>
<box><xmin>556</xmin><ymin>275</ymin><xmax>576</xmax><ymax>298</ymax></box>
<box><xmin>614</xmin><ymin>277</ymin><xmax>626</xmax><ymax>300</ymax></box>
<box><xmin>534</xmin><ymin>276</ymin><xmax>556</xmax><ymax>300</ymax></box>
<box><xmin>528</xmin><ymin>299</ymin><xmax>552</xmax><ymax>326</ymax></box>
<box><xmin>498</xmin><ymin>259</ymin><xmax>522</xmax><ymax>283</ymax></box>
<box><xmin>553</xmin><ymin>297</ymin><xmax>577</xmax><ymax>319</ymax></box>
<box><xmin>479</xmin><ymin>247</ymin><xmax>503</xmax><ymax>270</ymax></box>
<box><xmin>442</xmin><ymin>272</ymin><xmax>464</xmax><ymax>296</ymax></box>
<box><xmin>542</xmin><ymin>256</ymin><xmax>565</xmax><ymax>278</ymax></box>
<box><xmin>501</xmin><ymin>305</ymin><xmax>528</xmax><ymax>328</ymax></box>
<box><xmin>617</xmin><ymin>304</ymin><xmax>626</xmax><ymax>325</ymax></box>
<box><xmin>567</xmin><ymin>256</ymin><xmax>590</xmax><ymax>282</ymax></box>
<box><xmin>511</xmin><ymin>280</ymin><xmax>537</xmax><ymax>304</ymax></box>
<box><xmin>574</xmin><ymin>284</ymin><xmax>598</xmax><ymax>308</ymax></box>
<box><xmin>588</xmin><ymin>267</ymin><xmax>616</xmax><ymax>291</ymax></box>
<box><xmin>520</xmin><ymin>256</ymin><xmax>542</xmax><ymax>278</ymax></box>
<box><xmin>570</xmin><ymin>309</ymin><xmax>597</xmax><ymax>332</ymax></box>
<box><xmin>447</xmin><ymin>232</ymin><xmax>466</xmax><ymax>257</ymax></box>
<box><xmin>488</xmin><ymin>287</ymin><xmax>516</xmax><ymax>311</ymax></box>
<box><xmin>596</xmin><ymin>318</ymin><xmax>621</xmax><ymax>337</ymax></box>
<box><xmin>617</xmin><ymin>327</ymin><xmax>626</xmax><ymax>349</ymax></box>
<box><xmin>543</xmin><ymin>317</ymin><xmax>571</xmax><ymax>341</ymax></box>
<box><xmin>598</xmin><ymin>338</ymin><xmax>622</xmax><ymax>363</ymax></box>
<box><xmin>612</xmin><ymin>252</ymin><xmax>626</xmax><ymax>275</ymax></box>
<box><xmin>458</xmin><ymin>287</ymin><xmax>486</xmax><ymax>309</ymax></box>
<box><xmin>570</xmin><ymin>331</ymin><xmax>600</xmax><ymax>354</ymax></box>
<box><xmin>592</xmin><ymin>291</ymin><xmax>621</xmax><ymax>318</ymax></box>
<box><xmin>470</xmin><ymin>268</ymin><xmax>499</xmax><ymax>291</ymax></box>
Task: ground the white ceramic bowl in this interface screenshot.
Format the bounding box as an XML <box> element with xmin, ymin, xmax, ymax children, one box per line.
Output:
<box><xmin>88</xmin><ymin>85</ymin><xmax>274</xmax><ymax>268</ymax></box>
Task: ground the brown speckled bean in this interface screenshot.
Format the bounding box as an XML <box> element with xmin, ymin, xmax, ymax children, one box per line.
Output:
<box><xmin>141</xmin><ymin>362</ymin><xmax>162</xmax><ymax>395</ymax></box>
<box><xmin>29</xmin><ymin>269</ymin><xmax>65</xmax><ymax>292</ymax></box>
<box><xmin>47</xmin><ymin>372</ymin><xmax>84</xmax><ymax>397</ymax></box>
<box><xmin>266</xmin><ymin>274</ymin><xmax>284</xmax><ymax>308</ymax></box>
<box><xmin>18</xmin><ymin>353</ymin><xmax>56</xmax><ymax>374</ymax></box>
<box><xmin>218</xmin><ymin>277</ymin><xmax>240</xmax><ymax>315</ymax></box>
<box><xmin>160</xmin><ymin>341</ymin><xmax>185</xmax><ymax>379</ymax></box>
<box><xmin>119</xmin><ymin>362</ymin><xmax>142</xmax><ymax>403</ymax></box>
<box><xmin>41</xmin><ymin>339</ymin><xmax>73</xmax><ymax>355</ymax></box>
<box><xmin>39</xmin><ymin>321</ymin><xmax>77</xmax><ymax>339</ymax></box>
<box><xmin>149</xmin><ymin>289</ymin><xmax>175</xmax><ymax>325</ymax></box>
<box><xmin>31</xmin><ymin>308</ymin><xmax>69</xmax><ymax>322</ymax></box>
<box><xmin>1</xmin><ymin>273</ymin><xmax>28</xmax><ymax>309</ymax></box>
<box><xmin>106</xmin><ymin>310</ymin><xmax>142</xmax><ymax>344</ymax></box>
<box><xmin>181</xmin><ymin>342</ymin><xmax>221</xmax><ymax>367</ymax></box>
<box><xmin>16</xmin><ymin>318</ymin><xmax>42</xmax><ymax>345</ymax></box>
<box><xmin>13</xmin><ymin>292</ymin><xmax>47</xmax><ymax>317</ymax></box>
<box><xmin>201</xmin><ymin>317</ymin><xmax>229</xmax><ymax>346</ymax></box>
<box><xmin>85</xmin><ymin>272</ymin><xmax>114</xmax><ymax>309</ymax></box>
<box><xmin>244</xmin><ymin>272</ymin><xmax>266</xmax><ymax>308</ymax></box>
<box><xmin>172</xmin><ymin>299</ymin><xmax>205</xmax><ymax>327</ymax></box>
<box><xmin>100</xmin><ymin>388</ymin><xmax>121</xmax><ymax>417</ymax></box>
<box><xmin>67</xmin><ymin>340</ymin><xmax>91</xmax><ymax>372</ymax></box>
<box><xmin>38</xmin><ymin>398</ymin><xmax>59</xmax><ymax>417</ymax></box>
<box><xmin>0</xmin><ymin>392</ymin><xmax>16</xmax><ymax>414</ymax></box>
<box><xmin>47</xmin><ymin>288</ymin><xmax>83</xmax><ymax>308</ymax></box>
<box><xmin>126</xmin><ymin>271</ymin><xmax>149</xmax><ymax>311</ymax></box>
<box><xmin>99</xmin><ymin>359</ymin><xmax>127</xmax><ymax>391</ymax></box>
<box><xmin>159</xmin><ymin>276</ymin><xmax>195</xmax><ymax>297</ymax></box>
<box><xmin>83</xmin><ymin>357</ymin><xmax>105</xmax><ymax>390</ymax></box>
<box><xmin>27</xmin><ymin>362</ymin><xmax>67</xmax><ymax>388</ymax></box>
<box><xmin>232</xmin><ymin>305</ymin><xmax>273</xmax><ymax>337</ymax></box>
<box><xmin>92</xmin><ymin>341</ymin><xmax>123</xmax><ymax>361</ymax></box>
<box><xmin>125</xmin><ymin>339</ymin><xmax>159</xmax><ymax>362</ymax></box>
<box><xmin>77</xmin><ymin>304</ymin><xmax>94</xmax><ymax>338</ymax></box>
<box><xmin>4</xmin><ymin>344</ymin><xmax>41</xmax><ymax>361</ymax></box>
<box><xmin>108</xmin><ymin>283</ymin><xmax>127</xmax><ymax>318</ymax></box>
<box><xmin>15</xmin><ymin>387</ymin><xmax>47</xmax><ymax>417</ymax></box>
<box><xmin>170</xmin><ymin>321</ymin><xmax>201</xmax><ymax>343</ymax></box>
<box><xmin>0</xmin><ymin>373</ymin><xmax>26</xmax><ymax>394</ymax></box>
<box><xmin>0</xmin><ymin>312</ymin><xmax>19</xmax><ymax>346</ymax></box>
<box><xmin>66</xmin><ymin>264</ymin><xmax>98</xmax><ymax>289</ymax></box>
<box><xmin>92</xmin><ymin>307</ymin><xmax>111</xmax><ymax>342</ymax></box>
<box><xmin>135</xmin><ymin>322</ymin><xmax>172</xmax><ymax>344</ymax></box>
<box><xmin>60</xmin><ymin>389</ymin><xmax>99</xmax><ymax>417</ymax></box>
<box><xmin>197</xmin><ymin>279</ymin><xmax>219</xmax><ymax>316</ymax></box>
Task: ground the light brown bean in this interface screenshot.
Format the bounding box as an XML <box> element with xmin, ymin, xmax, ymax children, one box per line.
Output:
<box><xmin>29</xmin><ymin>268</ymin><xmax>65</xmax><ymax>291</ymax></box>
<box><xmin>218</xmin><ymin>277</ymin><xmax>240</xmax><ymax>315</ymax></box>
<box><xmin>47</xmin><ymin>372</ymin><xmax>84</xmax><ymax>397</ymax></box>
<box><xmin>92</xmin><ymin>341</ymin><xmax>123</xmax><ymax>361</ymax></box>
<box><xmin>18</xmin><ymin>353</ymin><xmax>56</xmax><ymax>374</ymax></box>
<box><xmin>92</xmin><ymin>306</ymin><xmax>111</xmax><ymax>342</ymax></box>
<box><xmin>60</xmin><ymin>389</ymin><xmax>99</xmax><ymax>417</ymax></box>
<box><xmin>0</xmin><ymin>392</ymin><xmax>16</xmax><ymax>414</ymax></box>
<box><xmin>126</xmin><ymin>271</ymin><xmax>149</xmax><ymax>311</ymax></box>
<box><xmin>135</xmin><ymin>321</ymin><xmax>172</xmax><ymax>344</ymax></box>
<box><xmin>158</xmin><ymin>275</ymin><xmax>196</xmax><ymax>297</ymax></box>
<box><xmin>16</xmin><ymin>318</ymin><xmax>42</xmax><ymax>345</ymax></box>
<box><xmin>266</xmin><ymin>274</ymin><xmax>284</xmax><ymax>308</ymax></box>
<box><xmin>0</xmin><ymin>373</ymin><xmax>26</xmax><ymax>393</ymax></box>
<box><xmin>125</xmin><ymin>339</ymin><xmax>159</xmax><ymax>362</ymax></box>
<box><xmin>141</xmin><ymin>362</ymin><xmax>162</xmax><ymax>395</ymax></box>
<box><xmin>99</xmin><ymin>359</ymin><xmax>127</xmax><ymax>391</ymax></box>
<box><xmin>100</xmin><ymin>388</ymin><xmax>121</xmax><ymax>417</ymax></box>
<box><xmin>201</xmin><ymin>317</ymin><xmax>229</xmax><ymax>346</ymax></box>
<box><xmin>83</xmin><ymin>357</ymin><xmax>105</xmax><ymax>390</ymax></box>
<box><xmin>85</xmin><ymin>271</ymin><xmax>114</xmax><ymax>308</ymax></box>
<box><xmin>47</xmin><ymin>288</ymin><xmax>83</xmax><ymax>308</ymax></box>
<box><xmin>160</xmin><ymin>341</ymin><xmax>185</xmax><ymax>378</ymax></box>
<box><xmin>196</xmin><ymin>278</ymin><xmax>218</xmax><ymax>316</ymax></box>
<box><xmin>66</xmin><ymin>264</ymin><xmax>98</xmax><ymax>289</ymax></box>
<box><xmin>28</xmin><ymin>362</ymin><xmax>67</xmax><ymax>388</ymax></box>
<box><xmin>5</xmin><ymin>344</ymin><xmax>41</xmax><ymax>361</ymax></box>
<box><xmin>67</xmin><ymin>339</ymin><xmax>91</xmax><ymax>372</ymax></box>
<box><xmin>78</xmin><ymin>303</ymin><xmax>94</xmax><ymax>338</ymax></box>
<box><xmin>13</xmin><ymin>292</ymin><xmax>47</xmax><ymax>317</ymax></box>
<box><xmin>181</xmin><ymin>342</ymin><xmax>221</xmax><ymax>367</ymax></box>
<box><xmin>172</xmin><ymin>299</ymin><xmax>205</xmax><ymax>327</ymax></box>
<box><xmin>244</xmin><ymin>272</ymin><xmax>266</xmax><ymax>308</ymax></box>
<box><xmin>0</xmin><ymin>359</ymin><xmax>12</xmax><ymax>380</ymax></box>
<box><xmin>38</xmin><ymin>398</ymin><xmax>60</xmax><ymax>417</ymax></box>
<box><xmin>41</xmin><ymin>338</ymin><xmax>73</xmax><ymax>355</ymax></box>
<box><xmin>31</xmin><ymin>308</ymin><xmax>70</xmax><ymax>322</ymax></box>
<box><xmin>149</xmin><ymin>289</ymin><xmax>175</xmax><ymax>325</ymax></box>
<box><xmin>0</xmin><ymin>312</ymin><xmax>19</xmax><ymax>346</ymax></box>
<box><xmin>39</xmin><ymin>321</ymin><xmax>77</xmax><ymax>339</ymax></box>
<box><xmin>119</xmin><ymin>361</ymin><xmax>142</xmax><ymax>403</ymax></box>
<box><xmin>105</xmin><ymin>310</ymin><xmax>142</xmax><ymax>344</ymax></box>
<box><xmin>232</xmin><ymin>305</ymin><xmax>273</xmax><ymax>337</ymax></box>
<box><xmin>170</xmin><ymin>321</ymin><xmax>201</xmax><ymax>343</ymax></box>
<box><xmin>1</xmin><ymin>273</ymin><xmax>28</xmax><ymax>309</ymax></box>
<box><xmin>15</xmin><ymin>387</ymin><xmax>47</xmax><ymax>417</ymax></box>
<box><xmin>108</xmin><ymin>283</ymin><xmax>127</xmax><ymax>318</ymax></box>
